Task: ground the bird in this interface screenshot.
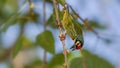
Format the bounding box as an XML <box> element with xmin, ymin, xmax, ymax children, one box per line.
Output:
<box><xmin>62</xmin><ymin>7</ymin><xmax>84</xmax><ymax>51</ymax></box>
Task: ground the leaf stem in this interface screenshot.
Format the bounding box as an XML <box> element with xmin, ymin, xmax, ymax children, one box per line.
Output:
<box><xmin>52</xmin><ymin>0</ymin><xmax>69</xmax><ymax>68</ymax></box>
<box><xmin>81</xmin><ymin>50</ymin><xmax>87</xmax><ymax>68</ymax></box>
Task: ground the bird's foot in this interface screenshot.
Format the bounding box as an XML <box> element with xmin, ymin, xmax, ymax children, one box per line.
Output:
<box><xmin>59</xmin><ymin>33</ymin><xmax>66</xmax><ymax>41</ymax></box>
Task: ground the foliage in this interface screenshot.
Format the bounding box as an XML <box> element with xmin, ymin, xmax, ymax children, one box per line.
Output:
<box><xmin>12</xmin><ymin>35</ymin><xmax>33</xmax><ymax>58</ymax></box>
<box><xmin>36</xmin><ymin>30</ymin><xmax>55</xmax><ymax>54</ymax></box>
<box><xmin>46</xmin><ymin>9</ymin><xmax>57</xmax><ymax>28</ymax></box>
<box><xmin>70</xmin><ymin>50</ymin><xmax>114</xmax><ymax>68</ymax></box>
<box><xmin>46</xmin><ymin>9</ymin><xmax>63</xmax><ymax>28</ymax></box>
<box><xmin>0</xmin><ymin>0</ymin><xmax>114</xmax><ymax>68</ymax></box>
<box><xmin>47</xmin><ymin>53</ymin><xmax>64</xmax><ymax>68</ymax></box>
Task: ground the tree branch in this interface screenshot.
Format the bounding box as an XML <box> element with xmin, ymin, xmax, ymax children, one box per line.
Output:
<box><xmin>52</xmin><ymin>0</ymin><xmax>69</xmax><ymax>68</ymax></box>
<box><xmin>42</xmin><ymin>0</ymin><xmax>47</xmax><ymax>68</ymax></box>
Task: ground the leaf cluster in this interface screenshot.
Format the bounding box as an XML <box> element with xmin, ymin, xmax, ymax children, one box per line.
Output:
<box><xmin>0</xmin><ymin>0</ymin><xmax>114</xmax><ymax>68</ymax></box>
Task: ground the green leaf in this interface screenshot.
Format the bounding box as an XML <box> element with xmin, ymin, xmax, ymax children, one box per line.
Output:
<box><xmin>12</xmin><ymin>35</ymin><xmax>33</xmax><ymax>58</ymax></box>
<box><xmin>58</xmin><ymin>9</ymin><xmax>63</xmax><ymax>20</ymax></box>
<box><xmin>12</xmin><ymin>35</ymin><xmax>23</xmax><ymax>58</ymax></box>
<box><xmin>0</xmin><ymin>9</ymin><xmax>21</xmax><ymax>32</ymax></box>
<box><xmin>68</xmin><ymin>50</ymin><xmax>82</xmax><ymax>63</ymax></box>
<box><xmin>70</xmin><ymin>50</ymin><xmax>114</xmax><ymax>68</ymax></box>
<box><xmin>22</xmin><ymin>36</ymin><xmax>33</xmax><ymax>49</ymax></box>
<box><xmin>46</xmin><ymin>14</ymin><xmax>57</xmax><ymax>28</ymax></box>
<box><xmin>47</xmin><ymin>53</ymin><xmax>64</xmax><ymax>68</ymax></box>
<box><xmin>36</xmin><ymin>30</ymin><xmax>55</xmax><ymax>54</ymax></box>
<box><xmin>46</xmin><ymin>9</ymin><xmax>63</xmax><ymax>29</ymax></box>
<box><xmin>88</xmin><ymin>21</ymin><xmax>106</xmax><ymax>29</ymax></box>
<box><xmin>0</xmin><ymin>0</ymin><xmax>6</xmax><ymax>8</ymax></box>
<box><xmin>0</xmin><ymin>6</ymin><xmax>39</xmax><ymax>32</ymax></box>
<box><xmin>6</xmin><ymin>0</ymin><xmax>18</xmax><ymax>9</ymax></box>
<box><xmin>57</xmin><ymin>0</ymin><xmax>66</xmax><ymax>6</ymax></box>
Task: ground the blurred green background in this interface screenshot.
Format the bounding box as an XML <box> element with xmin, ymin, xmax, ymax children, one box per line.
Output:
<box><xmin>0</xmin><ymin>0</ymin><xmax>120</xmax><ymax>68</ymax></box>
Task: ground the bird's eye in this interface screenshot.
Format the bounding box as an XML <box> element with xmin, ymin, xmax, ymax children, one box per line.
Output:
<box><xmin>75</xmin><ymin>41</ymin><xmax>81</xmax><ymax>46</ymax></box>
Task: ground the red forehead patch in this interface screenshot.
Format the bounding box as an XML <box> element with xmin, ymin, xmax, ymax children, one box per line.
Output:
<box><xmin>76</xmin><ymin>45</ymin><xmax>82</xmax><ymax>50</ymax></box>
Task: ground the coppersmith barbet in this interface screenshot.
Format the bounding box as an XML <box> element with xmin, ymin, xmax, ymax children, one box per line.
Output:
<box><xmin>62</xmin><ymin>8</ymin><xmax>84</xmax><ymax>51</ymax></box>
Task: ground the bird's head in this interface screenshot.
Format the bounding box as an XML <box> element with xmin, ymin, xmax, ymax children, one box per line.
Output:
<box><xmin>70</xmin><ymin>37</ymin><xmax>84</xmax><ymax>51</ymax></box>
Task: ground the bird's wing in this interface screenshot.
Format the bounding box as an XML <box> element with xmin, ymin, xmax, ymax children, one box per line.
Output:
<box><xmin>73</xmin><ymin>21</ymin><xmax>84</xmax><ymax>41</ymax></box>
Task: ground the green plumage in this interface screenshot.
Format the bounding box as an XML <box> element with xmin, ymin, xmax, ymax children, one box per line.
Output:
<box><xmin>62</xmin><ymin>9</ymin><xmax>77</xmax><ymax>40</ymax></box>
<box><xmin>62</xmin><ymin>8</ymin><xmax>84</xmax><ymax>50</ymax></box>
<box><xmin>62</xmin><ymin>9</ymin><xmax>83</xmax><ymax>41</ymax></box>
<box><xmin>73</xmin><ymin>21</ymin><xmax>84</xmax><ymax>43</ymax></box>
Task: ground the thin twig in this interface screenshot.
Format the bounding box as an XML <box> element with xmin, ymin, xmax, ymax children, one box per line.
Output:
<box><xmin>67</xmin><ymin>4</ymin><xmax>109</xmax><ymax>42</ymax></box>
<box><xmin>42</xmin><ymin>0</ymin><xmax>47</xmax><ymax>68</ymax></box>
<box><xmin>52</xmin><ymin>0</ymin><xmax>69</xmax><ymax>68</ymax></box>
<box><xmin>67</xmin><ymin>3</ymin><xmax>84</xmax><ymax>22</ymax></box>
<box><xmin>42</xmin><ymin>51</ymin><xmax>47</xmax><ymax>68</ymax></box>
<box><xmin>43</xmin><ymin>0</ymin><xmax>46</xmax><ymax>30</ymax></box>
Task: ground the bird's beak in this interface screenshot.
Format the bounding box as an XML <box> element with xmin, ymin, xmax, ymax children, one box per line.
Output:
<box><xmin>70</xmin><ymin>44</ymin><xmax>76</xmax><ymax>51</ymax></box>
